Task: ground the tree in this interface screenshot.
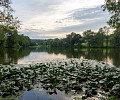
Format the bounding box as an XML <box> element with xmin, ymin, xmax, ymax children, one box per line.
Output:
<box><xmin>0</xmin><ymin>25</ymin><xmax>6</xmax><ymax>46</ymax></box>
<box><xmin>0</xmin><ymin>0</ymin><xmax>22</xmax><ymax>47</ymax></box>
<box><xmin>94</xmin><ymin>28</ymin><xmax>106</xmax><ymax>48</ymax></box>
<box><xmin>0</xmin><ymin>0</ymin><xmax>20</xmax><ymax>29</ymax></box>
<box><xmin>103</xmin><ymin>26</ymin><xmax>110</xmax><ymax>48</ymax></box>
<box><xmin>18</xmin><ymin>34</ymin><xmax>31</xmax><ymax>47</ymax></box>
<box><xmin>102</xmin><ymin>0</ymin><xmax>120</xmax><ymax>47</ymax></box>
<box><xmin>66</xmin><ymin>32</ymin><xmax>81</xmax><ymax>48</ymax></box>
<box><xmin>7</xmin><ymin>30</ymin><xmax>19</xmax><ymax>47</ymax></box>
<box><xmin>83</xmin><ymin>30</ymin><xmax>95</xmax><ymax>48</ymax></box>
<box><xmin>110</xmin><ymin>30</ymin><xmax>120</xmax><ymax>47</ymax></box>
<box><xmin>102</xmin><ymin>0</ymin><xmax>120</xmax><ymax>29</ymax></box>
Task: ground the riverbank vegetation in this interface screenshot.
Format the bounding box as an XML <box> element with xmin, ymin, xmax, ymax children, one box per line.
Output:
<box><xmin>36</xmin><ymin>27</ymin><xmax>120</xmax><ymax>48</ymax></box>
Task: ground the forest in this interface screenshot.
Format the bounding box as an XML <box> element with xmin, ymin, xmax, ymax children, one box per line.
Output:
<box><xmin>38</xmin><ymin>27</ymin><xmax>120</xmax><ymax>48</ymax></box>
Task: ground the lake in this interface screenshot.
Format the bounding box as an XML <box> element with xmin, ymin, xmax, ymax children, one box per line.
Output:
<box><xmin>0</xmin><ymin>47</ymin><xmax>120</xmax><ymax>67</ymax></box>
<box><xmin>0</xmin><ymin>47</ymin><xmax>120</xmax><ymax>100</ymax></box>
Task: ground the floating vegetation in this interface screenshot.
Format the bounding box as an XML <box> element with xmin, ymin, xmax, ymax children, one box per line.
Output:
<box><xmin>0</xmin><ymin>59</ymin><xmax>120</xmax><ymax>99</ymax></box>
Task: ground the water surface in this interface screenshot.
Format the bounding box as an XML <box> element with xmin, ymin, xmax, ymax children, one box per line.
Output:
<box><xmin>0</xmin><ymin>47</ymin><xmax>120</xmax><ymax>100</ymax></box>
<box><xmin>0</xmin><ymin>47</ymin><xmax>120</xmax><ymax>67</ymax></box>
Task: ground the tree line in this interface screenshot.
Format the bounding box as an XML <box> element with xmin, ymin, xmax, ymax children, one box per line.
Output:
<box><xmin>38</xmin><ymin>27</ymin><xmax>120</xmax><ymax>48</ymax></box>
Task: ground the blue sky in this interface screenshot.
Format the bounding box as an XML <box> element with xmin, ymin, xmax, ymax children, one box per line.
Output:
<box><xmin>12</xmin><ymin>0</ymin><xmax>110</xmax><ymax>39</ymax></box>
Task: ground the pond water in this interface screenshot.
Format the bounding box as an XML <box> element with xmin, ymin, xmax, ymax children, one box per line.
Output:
<box><xmin>20</xmin><ymin>89</ymin><xmax>77</xmax><ymax>100</ymax></box>
<box><xmin>0</xmin><ymin>47</ymin><xmax>120</xmax><ymax>67</ymax></box>
<box><xmin>0</xmin><ymin>47</ymin><xmax>120</xmax><ymax>100</ymax></box>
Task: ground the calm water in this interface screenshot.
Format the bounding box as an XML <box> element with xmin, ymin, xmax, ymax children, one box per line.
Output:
<box><xmin>0</xmin><ymin>47</ymin><xmax>120</xmax><ymax>67</ymax></box>
<box><xmin>1</xmin><ymin>47</ymin><xmax>120</xmax><ymax>100</ymax></box>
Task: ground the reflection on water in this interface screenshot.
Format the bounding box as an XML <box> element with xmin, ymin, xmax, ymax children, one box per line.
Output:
<box><xmin>20</xmin><ymin>90</ymin><xmax>70</xmax><ymax>100</ymax></box>
<box><xmin>0</xmin><ymin>47</ymin><xmax>120</xmax><ymax>67</ymax></box>
<box><xmin>0</xmin><ymin>48</ymin><xmax>31</xmax><ymax>65</ymax></box>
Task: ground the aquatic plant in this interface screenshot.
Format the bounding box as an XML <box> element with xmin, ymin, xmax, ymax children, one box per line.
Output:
<box><xmin>0</xmin><ymin>59</ymin><xmax>120</xmax><ymax>99</ymax></box>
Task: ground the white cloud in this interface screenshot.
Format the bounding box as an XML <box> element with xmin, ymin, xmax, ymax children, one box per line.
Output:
<box><xmin>12</xmin><ymin>0</ymin><xmax>109</xmax><ymax>39</ymax></box>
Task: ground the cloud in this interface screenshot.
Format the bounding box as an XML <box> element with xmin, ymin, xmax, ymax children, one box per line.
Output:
<box><xmin>12</xmin><ymin>0</ymin><xmax>110</xmax><ymax>39</ymax></box>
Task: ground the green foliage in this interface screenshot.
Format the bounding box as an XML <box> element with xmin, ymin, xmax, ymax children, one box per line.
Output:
<box><xmin>18</xmin><ymin>35</ymin><xmax>31</xmax><ymax>47</ymax></box>
<box><xmin>38</xmin><ymin>32</ymin><xmax>82</xmax><ymax>48</ymax></box>
<box><xmin>66</xmin><ymin>32</ymin><xmax>82</xmax><ymax>47</ymax></box>
<box><xmin>30</xmin><ymin>42</ymin><xmax>37</xmax><ymax>46</ymax></box>
<box><xmin>110</xmin><ymin>30</ymin><xmax>120</xmax><ymax>47</ymax></box>
<box><xmin>0</xmin><ymin>0</ymin><xmax>24</xmax><ymax>48</ymax></box>
<box><xmin>7</xmin><ymin>30</ymin><xmax>19</xmax><ymax>47</ymax></box>
<box><xmin>103</xmin><ymin>42</ymin><xmax>111</xmax><ymax>48</ymax></box>
<box><xmin>38</xmin><ymin>27</ymin><xmax>120</xmax><ymax>48</ymax></box>
<box><xmin>102</xmin><ymin>0</ymin><xmax>120</xmax><ymax>29</ymax></box>
<box><xmin>0</xmin><ymin>25</ymin><xmax>31</xmax><ymax>47</ymax></box>
<box><xmin>0</xmin><ymin>0</ymin><xmax>20</xmax><ymax>29</ymax></box>
<box><xmin>83</xmin><ymin>30</ymin><xmax>96</xmax><ymax>47</ymax></box>
<box><xmin>81</xmin><ymin>43</ymin><xmax>87</xmax><ymax>48</ymax></box>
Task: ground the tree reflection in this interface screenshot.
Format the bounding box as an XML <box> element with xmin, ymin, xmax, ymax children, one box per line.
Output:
<box><xmin>0</xmin><ymin>47</ymin><xmax>120</xmax><ymax>67</ymax></box>
<box><xmin>0</xmin><ymin>48</ymin><xmax>31</xmax><ymax>65</ymax></box>
<box><xmin>37</xmin><ymin>47</ymin><xmax>120</xmax><ymax>67</ymax></box>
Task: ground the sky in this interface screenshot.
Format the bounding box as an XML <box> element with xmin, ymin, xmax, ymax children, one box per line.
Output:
<box><xmin>12</xmin><ymin>0</ymin><xmax>110</xmax><ymax>39</ymax></box>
